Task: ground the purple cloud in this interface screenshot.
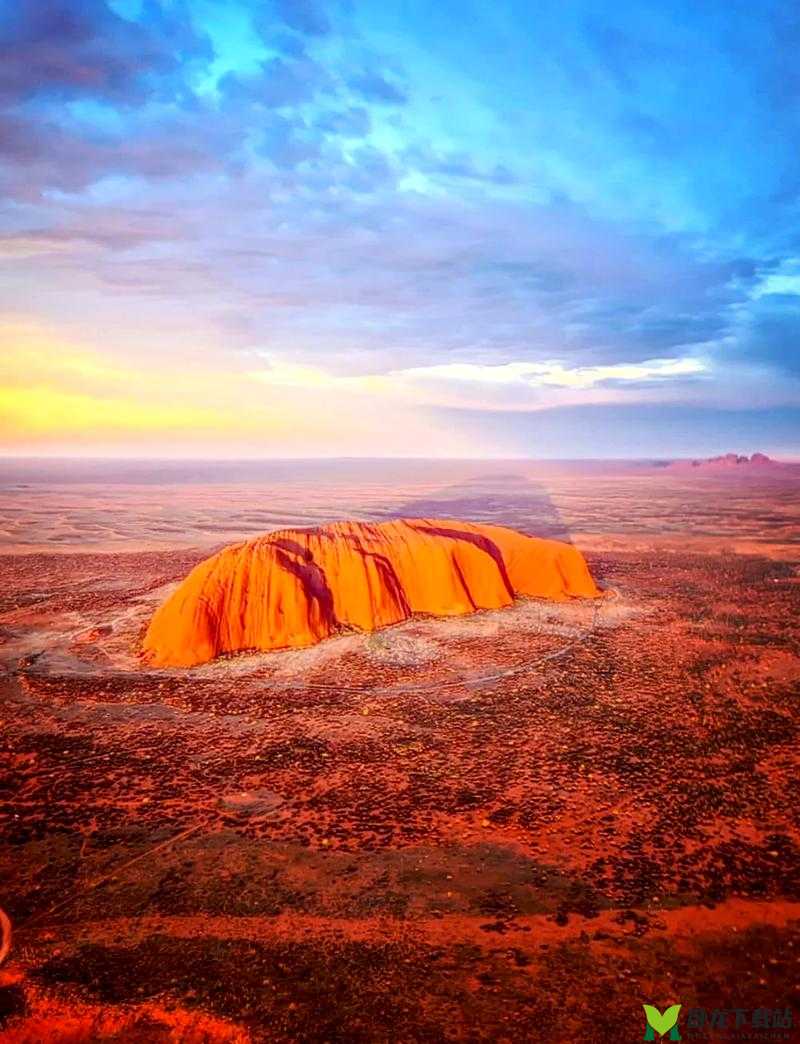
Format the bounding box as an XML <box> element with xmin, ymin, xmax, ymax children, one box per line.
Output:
<box><xmin>0</xmin><ymin>0</ymin><xmax>212</xmax><ymax>105</ymax></box>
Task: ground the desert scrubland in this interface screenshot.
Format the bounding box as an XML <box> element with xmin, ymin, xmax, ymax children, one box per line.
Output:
<box><xmin>1</xmin><ymin>459</ymin><xmax>799</xmax><ymax>1042</ymax></box>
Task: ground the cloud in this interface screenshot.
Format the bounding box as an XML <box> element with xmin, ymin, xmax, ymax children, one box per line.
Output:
<box><xmin>250</xmin><ymin>353</ymin><xmax>711</xmax><ymax>413</ymax></box>
<box><xmin>1</xmin><ymin>0</ymin><xmax>800</xmax><ymax>456</ymax></box>
<box><xmin>315</xmin><ymin>106</ymin><xmax>370</xmax><ymax>136</ymax></box>
<box><xmin>0</xmin><ymin>320</ymin><xmax>467</xmax><ymax>456</ymax></box>
<box><xmin>274</xmin><ymin>0</ymin><xmax>331</xmax><ymax>36</ymax></box>
<box><xmin>347</xmin><ymin>70</ymin><xmax>407</xmax><ymax>104</ymax></box>
<box><xmin>0</xmin><ymin>105</ymin><xmax>238</xmax><ymax>200</ymax></box>
<box><xmin>222</xmin><ymin>55</ymin><xmax>333</xmax><ymax>108</ymax></box>
<box><xmin>737</xmin><ymin>293</ymin><xmax>800</xmax><ymax>376</ymax></box>
<box><xmin>0</xmin><ymin>0</ymin><xmax>213</xmax><ymax>106</ymax></box>
<box><xmin>403</xmin><ymin>146</ymin><xmax>519</xmax><ymax>185</ymax></box>
<box><xmin>257</xmin><ymin>112</ymin><xmax>325</xmax><ymax>168</ymax></box>
<box><xmin>386</xmin><ymin>355</ymin><xmax>713</xmax><ymax>411</ymax></box>
<box><xmin>397</xmin><ymin>356</ymin><xmax>707</xmax><ymax>390</ymax></box>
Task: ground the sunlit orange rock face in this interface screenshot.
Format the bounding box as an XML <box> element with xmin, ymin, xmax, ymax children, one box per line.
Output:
<box><xmin>142</xmin><ymin>519</ymin><xmax>601</xmax><ymax>667</ymax></box>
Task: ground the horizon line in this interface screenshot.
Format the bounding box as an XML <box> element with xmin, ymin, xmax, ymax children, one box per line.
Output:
<box><xmin>1</xmin><ymin>453</ymin><xmax>797</xmax><ymax>464</ymax></box>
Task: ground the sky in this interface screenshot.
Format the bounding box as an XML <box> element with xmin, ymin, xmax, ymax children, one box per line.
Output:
<box><xmin>1</xmin><ymin>0</ymin><xmax>799</xmax><ymax>458</ymax></box>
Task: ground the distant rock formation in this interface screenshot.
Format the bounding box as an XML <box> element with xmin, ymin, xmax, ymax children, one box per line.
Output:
<box><xmin>142</xmin><ymin>519</ymin><xmax>601</xmax><ymax>667</ymax></box>
<box><xmin>667</xmin><ymin>452</ymin><xmax>780</xmax><ymax>470</ymax></box>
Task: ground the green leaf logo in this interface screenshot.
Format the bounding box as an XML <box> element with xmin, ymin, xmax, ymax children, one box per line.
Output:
<box><xmin>643</xmin><ymin>1004</ymin><xmax>682</xmax><ymax>1040</ymax></box>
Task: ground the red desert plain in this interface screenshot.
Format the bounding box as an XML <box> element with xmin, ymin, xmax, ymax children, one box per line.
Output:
<box><xmin>1</xmin><ymin>455</ymin><xmax>800</xmax><ymax>1042</ymax></box>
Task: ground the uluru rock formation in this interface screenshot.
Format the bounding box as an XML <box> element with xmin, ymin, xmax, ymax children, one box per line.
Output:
<box><xmin>143</xmin><ymin>519</ymin><xmax>601</xmax><ymax>667</ymax></box>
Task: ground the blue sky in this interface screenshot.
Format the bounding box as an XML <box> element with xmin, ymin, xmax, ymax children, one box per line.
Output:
<box><xmin>1</xmin><ymin>0</ymin><xmax>799</xmax><ymax>456</ymax></box>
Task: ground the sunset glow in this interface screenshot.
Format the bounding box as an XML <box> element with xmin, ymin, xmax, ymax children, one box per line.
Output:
<box><xmin>2</xmin><ymin>0</ymin><xmax>799</xmax><ymax>457</ymax></box>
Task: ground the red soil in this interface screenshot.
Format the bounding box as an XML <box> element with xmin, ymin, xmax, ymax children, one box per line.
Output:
<box><xmin>1</xmin><ymin>467</ymin><xmax>799</xmax><ymax>1042</ymax></box>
